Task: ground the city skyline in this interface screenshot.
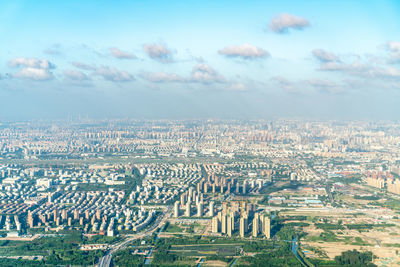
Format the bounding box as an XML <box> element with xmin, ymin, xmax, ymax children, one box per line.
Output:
<box><xmin>1</xmin><ymin>0</ymin><xmax>400</xmax><ymax>120</ymax></box>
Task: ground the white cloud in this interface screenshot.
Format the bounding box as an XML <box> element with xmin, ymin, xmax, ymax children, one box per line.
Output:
<box><xmin>143</xmin><ymin>43</ymin><xmax>174</xmax><ymax>63</ymax></box>
<box><xmin>9</xmin><ymin>57</ymin><xmax>55</xmax><ymax>81</ymax></box>
<box><xmin>318</xmin><ymin>62</ymin><xmax>348</xmax><ymax>71</ymax></box>
<box><xmin>272</xmin><ymin>76</ymin><xmax>297</xmax><ymax>93</ymax></box>
<box><xmin>141</xmin><ymin>64</ymin><xmax>226</xmax><ymax>85</ymax></box>
<box><xmin>307</xmin><ymin>79</ymin><xmax>336</xmax><ymax>88</ymax></box>
<box><xmin>141</xmin><ymin>72</ymin><xmax>185</xmax><ymax>83</ymax></box>
<box><xmin>71</xmin><ymin>61</ymin><xmax>96</xmax><ymax>71</ymax></box>
<box><xmin>190</xmin><ymin>64</ymin><xmax>225</xmax><ymax>84</ymax></box>
<box><xmin>269</xmin><ymin>13</ymin><xmax>310</xmax><ymax>33</ymax></box>
<box><xmin>110</xmin><ymin>47</ymin><xmax>136</xmax><ymax>59</ymax></box>
<box><xmin>273</xmin><ymin>76</ymin><xmax>345</xmax><ymax>94</ymax></box>
<box><xmin>44</xmin><ymin>44</ymin><xmax>62</xmax><ymax>55</ymax></box>
<box><xmin>387</xmin><ymin>41</ymin><xmax>400</xmax><ymax>62</ymax></box>
<box><xmin>226</xmin><ymin>82</ymin><xmax>248</xmax><ymax>91</ymax></box>
<box><xmin>218</xmin><ymin>44</ymin><xmax>269</xmax><ymax>59</ymax></box>
<box><xmin>372</xmin><ymin>66</ymin><xmax>400</xmax><ymax>78</ymax></box>
<box><xmin>312</xmin><ymin>49</ymin><xmax>340</xmax><ymax>62</ymax></box>
<box><xmin>318</xmin><ymin>60</ymin><xmax>387</xmax><ymax>78</ymax></box>
<box><xmin>141</xmin><ymin>64</ymin><xmax>225</xmax><ymax>85</ymax></box>
<box><xmin>312</xmin><ymin>47</ymin><xmax>400</xmax><ymax>82</ymax></box>
<box><xmin>64</xmin><ymin>70</ymin><xmax>90</xmax><ymax>81</ymax></box>
<box><xmin>13</xmin><ymin>67</ymin><xmax>53</xmax><ymax>81</ymax></box>
<box><xmin>9</xmin><ymin>57</ymin><xmax>55</xmax><ymax>69</ymax></box>
<box><xmin>95</xmin><ymin>66</ymin><xmax>134</xmax><ymax>82</ymax></box>
<box><xmin>71</xmin><ymin>62</ymin><xmax>134</xmax><ymax>83</ymax></box>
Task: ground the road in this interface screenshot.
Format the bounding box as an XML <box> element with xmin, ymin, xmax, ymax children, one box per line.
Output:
<box><xmin>326</xmin><ymin>186</ymin><xmax>334</xmax><ymax>204</ymax></box>
<box><xmin>98</xmin><ymin>206</ymin><xmax>171</xmax><ymax>267</ymax></box>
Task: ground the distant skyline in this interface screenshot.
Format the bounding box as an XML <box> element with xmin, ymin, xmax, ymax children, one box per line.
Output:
<box><xmin>1</xmin><ymin>0</ymin><xmax>400</xmax><ymax>120</ymax></box>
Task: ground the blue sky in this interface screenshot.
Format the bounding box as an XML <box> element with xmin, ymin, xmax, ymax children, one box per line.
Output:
<box><xmin>1</xmin><ymin>0</ymin><xmax>400</xmax><ymax>120</ymax></box>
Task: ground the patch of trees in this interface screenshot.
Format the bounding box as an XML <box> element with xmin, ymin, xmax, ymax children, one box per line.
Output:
<box><xmin>243</xmin><ymin>240</ymin><xmax>273</xmax><ymax>252</ymax></box>
<box><xmin>315</xmin><ymin>223</ymin><xmax>344</xmax><ymax>231</ymax></box>
<box><xmin>45</xmin><ymin>249</ymin><xmax>104</xmax><ymax>265</ymax></box>
<box><xmin>284</xmin><ymin>215</ymin><xmax>307</xmax><ymax>221</ymax></box>
<box><xmin>346</xmin><ymin>223</ymin><xmax>395</xmax><ymax>230</ymax></box>
<box><xmin>275</xmin><ymin>225</ymin><xmax>297</xmax><ymax>241</ymax></box>
<box><xmin>152</xmin><ymin>250</ymin><xmax>188</xmax><ymax>265</ymax></box>
<box><xmin>334</xmin><ymin>249</ymin><xmax>376</xmax><ymax>267</ymax></box>
<box><xmin>113</xmin><ymin>248</ymin><xmax>145</xmax><ymax>267</ymax></box>
<box><xmin>318</xmin><ymin>230</ymin><xmax>339</xmax><ymax>242</ymax></box>
<box><xmin>0</xmin><ymin>258</ymin><xmax>45</xmax><ymax>266</ymax></box>
<box><xmin>354</xmin><ymin>195</ymin><xmax>380</xmax><ymax>200</ymax></box>
<box><xmin>237</xmin><ymin>243</ymin><xmax>301</xmax><ymax>267</ymax></box>
<box><xmin>286</xmin><ymin>222</ymin><xmax>310</xmax><ymax>227</ymax></box>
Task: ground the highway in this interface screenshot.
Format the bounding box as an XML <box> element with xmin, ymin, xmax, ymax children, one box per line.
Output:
<box><xmin>98</xmin><ymin>206</ymin><xmax>171</xmax><ymax>267</ymax></box>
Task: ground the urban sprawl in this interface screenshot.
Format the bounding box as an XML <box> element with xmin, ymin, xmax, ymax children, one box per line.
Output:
<box><xmin>0</xmin><ymin>120</ymin><xmax>399</xmax><ymax>266</ymax></box>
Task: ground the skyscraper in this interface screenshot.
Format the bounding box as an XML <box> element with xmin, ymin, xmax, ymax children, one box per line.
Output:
<box><xmin>263</xmin><ymin>215</ymin><xmax>271</xmax><ymax>239</ymax></box>
<box><xmin>185</xmin><ymin>200</ymin><xmax>191</xmax><ymax>217</ymax></box>
<box><xmin>197</xmin><ymin>202</ymin><xmax>203</xmax><ymax>217</ymax></box>
<box><xmin>252</xmin><ymin>213</ymin><xmax>259</xmax><ymax>237</ymax></box>
<box><xmin>174</xmin><ymin>201</ymin><xmax>180</xmax><ymax>218</ymax></box>
<box><xmin>227</xmin><ymin>215</ymin><xmax>233</xmax><ymax>237</ymax></box>
<box><xmin>240</xmin><ymin>216</ymin><xmax>247</xmax><ymax>238</ymax></box>
<box><xmin>221</xmin><ymin>214</ymin><xmax>227</xmax><ymax>234</ymax></box>
<box><xmin>212</xmin><ymin>216</ymin><xmax>219</xmax><ymax>233</ymax></box>
<box><xmin>209</xmin><ymin>201</ymin><xmax>214</xmax><ymax>217</ymax></box>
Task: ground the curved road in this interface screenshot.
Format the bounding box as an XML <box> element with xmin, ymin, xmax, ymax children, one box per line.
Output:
<box><xmin>98</xmin><ymin>207</ymin><xmax>171</xmax><ymax>267</ymax></box>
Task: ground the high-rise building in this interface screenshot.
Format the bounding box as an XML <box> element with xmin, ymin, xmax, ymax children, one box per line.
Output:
<box><xmin>227</xmin><ymin>215</ymin><xmax>233</xmax><ymax>237</ymax></box>
<box><xmin>197</xmin><ymin>202</ymin><xmax>203</xmax><ymax>217</ymax></box>
<box><xmin>209</xmin><ymin>201</ymin><xmax>214</xmax><ymax>217</ymax></box>
<box><xmin>212</xmin><ymin>216</ymin><xmax>219</xmax><ymax>233</ymax></box>
<box><xmin>185</xmin><ymin>201</ymin><xmax>191</xmax><ymax>217</ymax></box>
<box><xmin>62</xmin><ymin>209</ymin><xmax>67</xmax><ymax>221</ymax></box>
<box><xmin>263</xmin><ymin>216</ymin><xmax>271</xmax><ymax>239</ymax></box>
<box><xmin>230</xmin><ymin>211</ymin><xmax>235</xmax><ymax>232</ymax></box>
<box><xmin>197</xmin><ymin>183</ymin><xmax>201</xmax><ymax>193</ymax></box>
<box><xmin>221</xmin><ymin>214</ymin><xmax>227</xmax><ymax>234</ymax></box>
<box><xmin>189</xmin><ymin>187</ymin><xmax>193</xmax><ymax>199</ymax></box>
<box><xmin>174</xmin><ymin>201</ymin><xmax>180</xmax><ymax>218</ymax></box>
<box><xmin>240</xmin><ymin>216</ymin><xmax>247</xmax><ymax>238</ymax></box>
<box><xmin>73</xmin><ymin>209</ymin><xmax>79</xmax><ymax>220</ymax></box>
<box><xmin>252</xmin><ymin>213</ymin><xmax>259</xmax><ymax>237</ymax></box>
<box><xmin>53</xmin><ymin>209</ymin><xmax>58</xmax><ymax>222</ymax></box>
<box><xmin>96</xmin><ymin>210</ymin><xmax>101</xmax><ymax>221</ymax></box>
<box><xmin>222</xmin><ymin>202</ymin><xmax>228</xmax><ymax>216</ymax></box>
<box><xmin>180</xmin><ymin>194</ymin><xmax>186</xmax><ymax>206</ymax></box>
<box><xmin>27</xmin><ymin>211</ymin><xmax>34</xmax><ymax>228</ymax></box>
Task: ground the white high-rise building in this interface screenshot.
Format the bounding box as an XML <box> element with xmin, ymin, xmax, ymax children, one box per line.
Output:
<box><xmin>197</xmin><ymin>202</ymin><xmax>203</xmax><ymax>217</ymax></box>
<box><xmin>209</xmin><ymin>201</ymin><xmax>214</xmax><ymax>217</ymax></box>
<box><xmin>185</xmin><ymin>201</ymin><xmax>191</xmax><ymax>217</ymax></box>
<box><xmin>174</xmin><ymin>201</ymin><xmax>179</xmax><ymax>218</ymax></box>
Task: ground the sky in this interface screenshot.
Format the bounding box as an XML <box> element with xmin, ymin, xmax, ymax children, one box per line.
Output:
<box><xmin>1</xmin><ymin>0</ymin><xmax>400</xmax><ymax>120</ymax></box>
